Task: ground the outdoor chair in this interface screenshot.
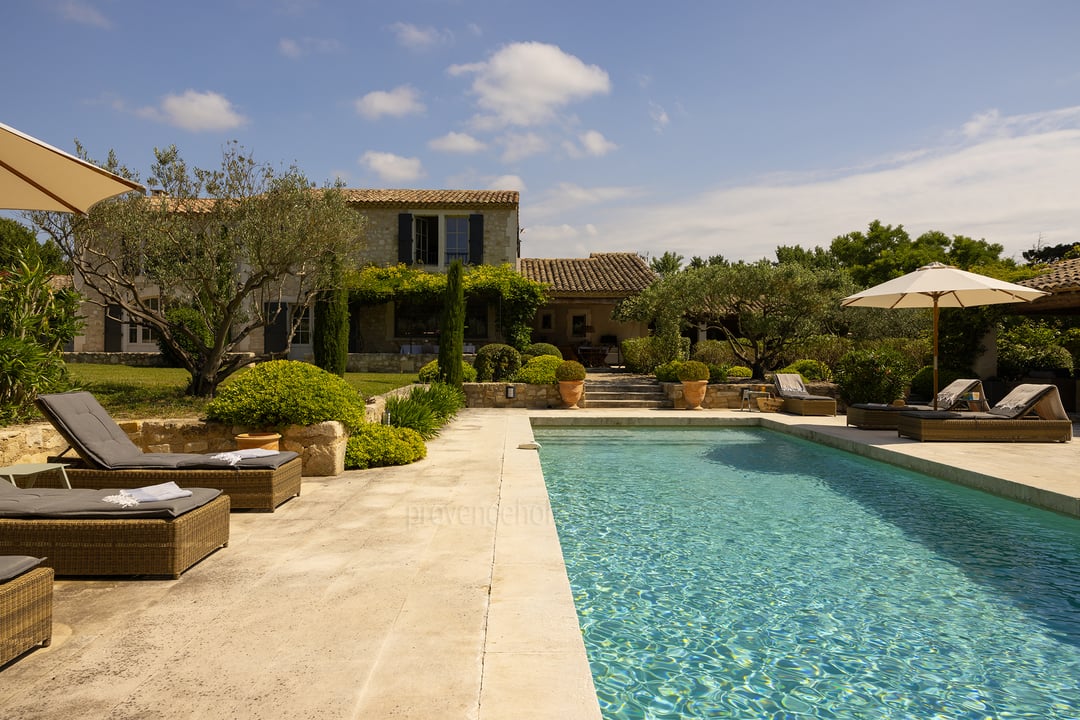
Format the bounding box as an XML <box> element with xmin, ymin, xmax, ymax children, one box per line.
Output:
<box><xmin>0</xmin><ymin>556</ymin><xmax>53</xmax><ymax>667</ymax></box>
<box><xmin>0</xmin><ymin>481</ymin><xmax>230</xmax><ymax>578</ymax></box>
<box><xmin>772</xmin><ymin>373</ymin><xmax>837</xmax><ymax>416</ymax></box>
<box><xmin>846</xmin><ymin>378</ymin><xmax>988</xmax><ymax>430</ymax></box>
<box><xmin>36</xmin><ymin>392</ymin><xmax>302</xmax><ymax>511</ymax></box>
<box><xmin>896</xmin><ymin>384</ymin><xmax>1073</xmax><ymax>442</ymax></box>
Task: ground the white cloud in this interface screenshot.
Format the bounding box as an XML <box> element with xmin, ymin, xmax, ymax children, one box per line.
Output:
<box><xmin>58</xmin><ymin>0</ymin><xmax>110</xmax><ymax>28</ymax></box>
<box><xmin>649</xmin><ymin>101</ymin><xmax>670</xmax><ymax>134</ymax></box>
<box><xmin>429</xmin><ymin>132</ymin><xmax>486</xmax><ymax>153</ymax></box>
<box><xmin>278</xmin><ymin>36</ymin><xmax>342</xmax><ymax>59</ymax></box>
<box><xmin>571</xmin><ymin>119</ymin><xmax>1080</xmax><ymax>263</ymax></box>
<box><xmin>359</xmin><ymin>151</ymin><xmax>424</xmax><ymax>184</ymax></box>
<box><xmin>391</xmin><ymin>22</ymin><xmax>452</xmax><ymax>50</ymax></box>
<box><xmin>499</xmin><ymin>132</ymin><xmax>548</xmax><ymax>163</ymax></box>
<box><xmin>354</xmin><ymin>86</ymin><xmax>425</xmax><ymax>120</ymax></box>
<box><xmin>488</xmin><ymin>175</ymin><xmax>526</xmax><ymax>192</ymax></box>
<box><xmin>448</xmin><ymin>42</ymin><xmax>611</xmax><ymax>128</ymax></box>
<box><xmin>136</xmin><ymin>90</ymin><xmax>247</xmax><ymax>132</ymax></box>
<box><xmin>579</xmin><ymin>130</ymin><xmax>617</xmax><ymax>157</ymax></box>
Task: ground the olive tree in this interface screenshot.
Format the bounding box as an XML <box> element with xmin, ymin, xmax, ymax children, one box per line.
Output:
<box><xmin>32</xmin><ymin>143</ymin><xmax>365</xmax><ymax>396</ymax></box>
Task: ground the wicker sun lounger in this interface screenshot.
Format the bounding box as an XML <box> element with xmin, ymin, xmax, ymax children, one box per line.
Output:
<box><xmin>0</xmin><ymin>483</ymin><xmax>231</xmax><ymax>578</ymax></box>
<box><xmin>846</xmin><ymin>378</ymin><xmax>988</xmax><ymax>430</ymax></box>
<box><xmin>36</xmin><ymin>392</ymin><xmax>302</xmax><ymax>511</ymax></box>
<box><xmin>896</xmin><ymin>384</ymin><xmax>1073</xmax><ymax>443</ymax></box>
<box><xmin>0</xmin><ymin>556</ymin><xmax>53</xmax><ymax>667</ymax></box>
<box><xmin>772</xmin><ymin>373</ymin><xmax>837</xmax><ymax>416</ymax></box>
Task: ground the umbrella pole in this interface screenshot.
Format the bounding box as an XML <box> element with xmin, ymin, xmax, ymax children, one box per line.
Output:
<box><xmin>932</xmin><ymin>301</ymin><xmax>939</xmax><ymax>410</ymax></box>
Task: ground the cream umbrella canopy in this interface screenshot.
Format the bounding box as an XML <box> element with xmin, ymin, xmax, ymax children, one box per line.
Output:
<box><xmin>1</xmin><ymin>121</ymin><xmax>143</xmax><ymax>214</ymax></box>
<box><xmin>840</xmin><ymin>262</ymin><xmax>1050</xmax><ymax>408</ymax></box>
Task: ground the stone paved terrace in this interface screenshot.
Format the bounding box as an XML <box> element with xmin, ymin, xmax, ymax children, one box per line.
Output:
<box><xmin>1</xmin><ymin>407</ymin><xmax>1078</xmax><ymax>718</ymax></box>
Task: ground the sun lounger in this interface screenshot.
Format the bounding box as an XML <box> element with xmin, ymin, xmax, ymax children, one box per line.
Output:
<box><xmin>0</xmin><ymin>482</ymin><xmax>230</xmax><ymax>578</ymax></box>
<box><xmin>846</xmin><ymin>378</ymin><xmax>988</xmax><ymax>430</ymax></box>
<box><xmin>772</xmin><ymin>373</ymin><xmax>837</xmax><ymax>416</ymax></box>
<box><xmin>896</xmin><ymin>384</ymin><xmax>1073</xmax><ymax>442</ymax></box>
<box><xmin>36</xmin><ymin>392</ymin><xmax>302</xmax><ymax>511</ymax></box>
<box><xmin>0</xmin><ymin>556</ymin><xmax>53</xmax><ymax>667</ymax></box>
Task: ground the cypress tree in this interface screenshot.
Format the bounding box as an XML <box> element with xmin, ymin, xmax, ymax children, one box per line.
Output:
<box><xmin>313</xmin><ymin>255</ymin><xmax>349</xmax><ymax>376</ymax></box>
<box><xmin>438</xmin><ymin>260</ymin><xmax>465</xmax><ymax>387</ymax></box>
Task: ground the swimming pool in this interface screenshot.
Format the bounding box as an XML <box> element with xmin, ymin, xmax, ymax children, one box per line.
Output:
<box><xmin>535</xmin><ymin>426</ymin><xmax>1080</xmax><ymax>719</ymax></box>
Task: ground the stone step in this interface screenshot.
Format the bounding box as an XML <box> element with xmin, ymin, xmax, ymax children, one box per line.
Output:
<box><xmin>585</xmin><ymin>388</ymin><xmax>666</xmax><ymax>398</ymax></box>
<box><xmin>585</xmin><ymin>399</ymin><xmax>672</xmax><ymax>409</ymax></box>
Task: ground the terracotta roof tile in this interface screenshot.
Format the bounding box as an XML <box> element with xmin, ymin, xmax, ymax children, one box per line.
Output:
<box><xmin>519</xmin><ymin>253</ymin><xmax>656</xmax><ymax>295</ymax></box>
<box><xmin>1017</xmin><ymin>258</ymin><xmax>1080</xmax><ymax>291</ymax></box>
<box><xmin>340</xmin><ymin>189</ymin><xmax>519</xmax><ymax>207</ymax></box>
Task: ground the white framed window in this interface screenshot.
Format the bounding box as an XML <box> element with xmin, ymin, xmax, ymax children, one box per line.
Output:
<box><xmin>126</xmin><ymin>297</ymin><xmax>159</xmax><ymax>348</ymax></box>
<box><xmin>401</xmin><ymin>212</ymin><xmax>482</xmax><ymax>268</ymax></box>
<box><xmin>291</xmin><ymin>305</ymin><xmax>312</xmax><ymax>346</ymax></box>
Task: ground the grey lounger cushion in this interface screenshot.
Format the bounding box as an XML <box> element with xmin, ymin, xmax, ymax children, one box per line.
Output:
<box><xmin>36</xmin><ymin>391</ymin><xmax>298</xmax><ymax>470</ymax></box>
<box><xmin>0</xmin><ymin>556</ymin><xmax>45</xmax><ymax>582</ymax></box>
<box><xmin>0</xmin><ymin>481</ymin><xmax>222</xmax><ymax>519</ymax></box>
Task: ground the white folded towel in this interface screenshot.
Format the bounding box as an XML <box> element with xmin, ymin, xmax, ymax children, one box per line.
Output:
<box><xmin>209</xmin><ymin>448</ymin><xmax>279</xmax><ymax>466</ymax></box>
<box><xmin>121</xmin><ymin>481</ymin><xmax>193</xmax><ymax>503</ymax></box>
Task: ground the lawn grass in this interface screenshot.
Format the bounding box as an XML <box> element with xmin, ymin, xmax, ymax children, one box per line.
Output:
<box><xmin>63</xmin><ymin>363</ymin><xmax>418</xmax><ymax>419</ymax></box>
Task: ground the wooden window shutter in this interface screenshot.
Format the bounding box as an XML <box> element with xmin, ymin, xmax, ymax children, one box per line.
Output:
<box><xmin>398</xmin><ymin>213</ymin><xmax>413</xmax><ymax>264</ymax></box>
<box><xmin>468</xmin><ymin>214</ymin><xmax>484</xmax><ymax>264</ymax></box>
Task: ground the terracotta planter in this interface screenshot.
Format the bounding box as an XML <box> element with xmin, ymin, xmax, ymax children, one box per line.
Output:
<box><xmin>557</xmin><ymin>380</ymin><xmax>585</xmax><ymax>409</ymax></box>
<box><xmin>681</xmin><ymin>380</ymin><xmax>708</xmax><ymax>410</ymax></box>
<box><xmin>235</xmin><ymin>432</ymin><xmax>281</xmax><ymax>451</ymax></box>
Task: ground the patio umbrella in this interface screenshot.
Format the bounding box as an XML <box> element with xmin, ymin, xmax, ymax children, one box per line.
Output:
<box><xmin>840</xmin><ymin>262</ymin><xmax>1049</xmax><ymax>408</ymax></box>
<box><xmin>0</xmin><ymin>121</ymin><xmax>143</xmax><ymax>214</ymax></box>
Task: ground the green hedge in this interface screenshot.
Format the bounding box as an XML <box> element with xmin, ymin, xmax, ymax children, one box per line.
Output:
<box><xmin>345</xmin><ymin>424</ymin><xmax>427</xmax><ymax>469</ymax></box>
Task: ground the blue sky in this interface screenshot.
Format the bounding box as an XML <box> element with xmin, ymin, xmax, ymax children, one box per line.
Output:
<box><xmin>5</xmin><ymin>0</ymin><xmax>1080</xmax><ymax>263</ymax></box>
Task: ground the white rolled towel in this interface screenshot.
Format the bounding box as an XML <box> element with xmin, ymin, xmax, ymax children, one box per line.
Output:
<box><xmin>121</xmin><ymin>481</ymin><xmax>193</xmax><ymax>503</ymax></box>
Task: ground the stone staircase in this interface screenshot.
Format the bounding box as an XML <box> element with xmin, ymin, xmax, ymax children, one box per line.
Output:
<box><xmin>583</xmin><ymin>372</ymin><xmax>672</xmax><ymax>409</ymax></box>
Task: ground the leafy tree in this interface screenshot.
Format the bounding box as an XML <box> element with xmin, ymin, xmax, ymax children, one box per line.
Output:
<box><xmin>0</xmin><ymin>218</ymin><xmax>66</xmax><ymax>274</ymax></box>
<box><xmin>649</xmin><ymin>250</ymin><xmax>683</xmax><ymax>275</ymax></box>
<box><xmin>687</xmin><ymin>254</ymin><xmax>729</xmax><ymax>269</ymax></box>
<box><xmin>1023</xmin><ymin>241</ymin><xmax>1080</xmax><ymax>264</ymax></box>
<box><xmin>618</xmin><ymin>261</ymin><xmax>855</xmax><ymax>378</ymax></box>
<box><xmin>438</xmin><ymin>260</ymin><xmax>465</xmax><ymax>387</ymax></box>
<box><xmin>313</xmin><ymin>254</ymin><xmax>349</xmax><ymax>377</ymax></box>
<box><xmin>31</xmin><ymin>142</ymin><xmax>365</xmax><ymax>396</ymax></box>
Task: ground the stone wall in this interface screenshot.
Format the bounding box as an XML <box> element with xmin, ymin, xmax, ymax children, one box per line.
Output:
<box><xmin>463</xmin><ymin>382</ymin><xmax>562</xmax><ymax>409</ymax></box>
<box><xmin>661</xmin><ymin>381</ymin><xmax>844</xmax><ymax>411</ymax></box>
<box><xmin>2</xmin><ymin>418</ymin><xmax>348</xmax><ymax>477</ymax></box>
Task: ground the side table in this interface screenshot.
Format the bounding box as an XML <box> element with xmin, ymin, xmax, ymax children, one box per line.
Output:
<box><xmin>0</xmin><ymin>462</ymin><xmax>72</xmax><ymax>489</ymax></box>
<box><xmin>740</xmin><ymin>388</ymin><xmax>772</xmax><ymax>412</ymax></box>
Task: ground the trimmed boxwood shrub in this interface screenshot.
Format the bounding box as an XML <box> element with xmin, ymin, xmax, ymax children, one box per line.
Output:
<box><xmin>653</xmin><ymin>360</ymin><xmax>683</xmax><ymax>383</ymax></box>
<box><xmin>418</xmin><ymin>359</ymin><xmax>477</xmax><ymax>383</ymax></box>
<box><xmin>474</xmin><ymin>343</ymin><xmax>522</xmax><ymax>381</ymax></box>
<box><xmin>676</xmin><ymin>360</ymin><xmax>710</xmax><ymax>381</ymax></box>
<box><xmin>205</xmin><ymin>360</ymin><xmax>366</xmax><ymax>432</ymax></box>
<box><xmin>834</xmin><ymin>348</ymin><xmax>912</xmax><ymax>405</ymax></box>
<box><xmin>728</xmin><ymin>365</ymin><xmax>752</xmax><ymax>379</ymax></box>
<box><xmin>345</xmin><ymin>423</ymin><xmax>426</xmax><ymax>469</ymax></box>
<box><xmin>513</xmin><ymin>354</ymin><xmax>563</xmax><ymax>384</ymax></box>
<box><xmin>555</xmin><ymin>360</ymin><xmax>586</xmax><ymax>381</ymax></box>
<box><xmin>706</xmin><ymin>363</ymin><xmax>729</xmax><ymax>383</ymax></box>
<box><xmin>524</xmin><ymin>342</ymin><xmax>562</xmax><ymax>359</ymax></box>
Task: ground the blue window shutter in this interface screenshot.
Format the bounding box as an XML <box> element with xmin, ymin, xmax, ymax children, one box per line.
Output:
<box><xmin>398</xmin><ymin>213</ymin><xmax>413</xmax><ymax>264</ymax></box>
<box><xmin>468</xmin><ymin>214</ymin><xmax>484</xmax><ymax>264</ymax></box>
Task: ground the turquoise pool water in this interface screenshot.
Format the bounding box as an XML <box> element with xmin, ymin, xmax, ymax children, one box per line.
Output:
<box><xmin>535</xmin><ymin>426</ymin><xmax>1080</xmax><ymax>719</ymax></box>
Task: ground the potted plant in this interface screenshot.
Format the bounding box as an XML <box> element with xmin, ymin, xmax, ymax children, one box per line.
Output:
<box><xmin>554</xmin><ymin>360</ymin><xmax>587</xmax><ymax>409</ymax></box>
<box><xmin>677</xmin><ymin>360</ymin><xmax>710</xmax><ymax>410</ymax></box>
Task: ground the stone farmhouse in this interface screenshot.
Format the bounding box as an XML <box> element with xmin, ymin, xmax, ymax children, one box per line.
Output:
<box><xmin>70</xmin><ymin>189</ymin><xmax>654</xmax><ymax>367</ymax></box>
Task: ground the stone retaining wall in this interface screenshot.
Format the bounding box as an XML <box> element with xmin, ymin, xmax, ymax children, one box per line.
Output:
<box><xmin>463</xmin><ymin>383</ymin><xmax>562</xmax><ymax>409</ymax></box>
<box><xmin>662</xmin><ymin>381</ymin><xmax>843</xmax><ymax>411</ymax></box>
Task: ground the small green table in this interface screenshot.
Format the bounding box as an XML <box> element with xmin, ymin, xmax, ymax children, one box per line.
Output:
<box><xmin>0</xmin><ymin>462</ymin><xmax>71</xmax><ymax>489</ymax></box>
